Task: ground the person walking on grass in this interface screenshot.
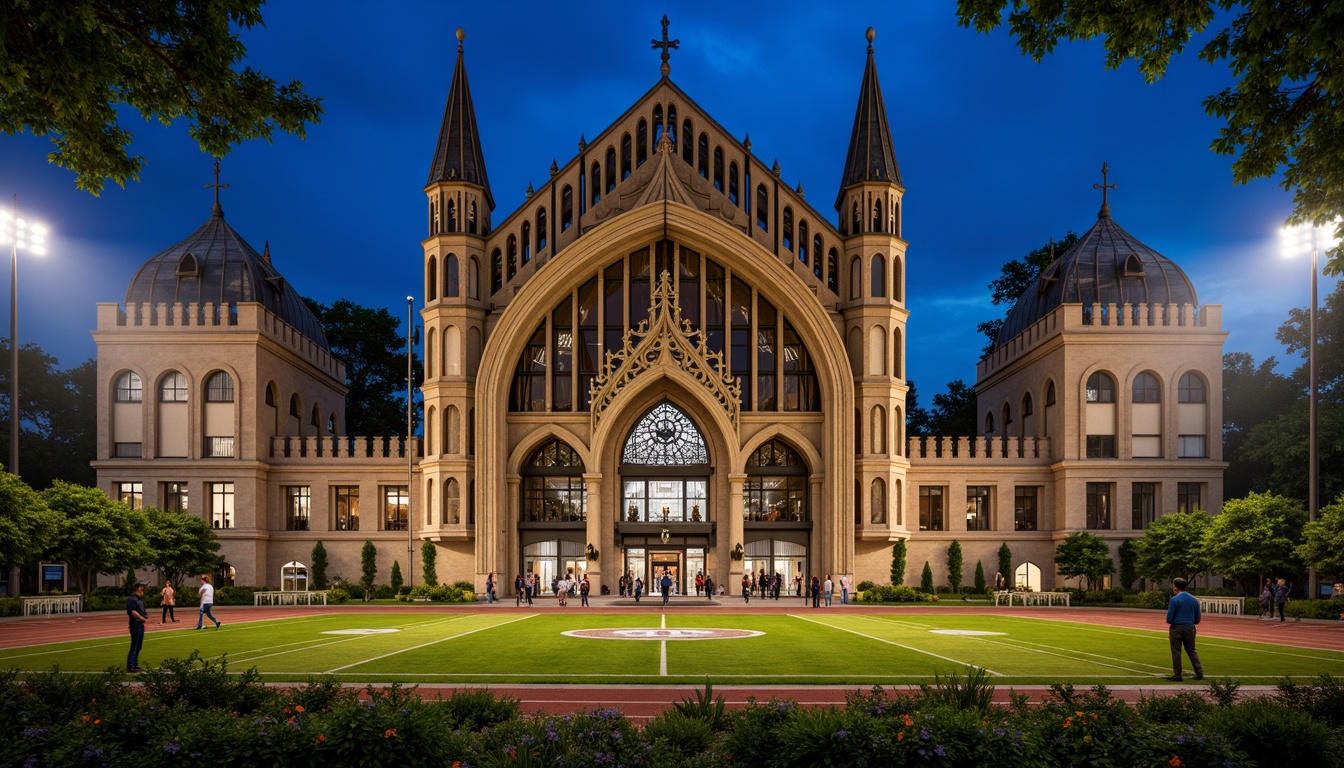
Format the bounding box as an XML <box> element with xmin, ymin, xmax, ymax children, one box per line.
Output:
<box><xmin>126</xmin><ymin>582</ymin><xmax>148</xmax><ymax>673</ymax></box>
<box><xmin>1165</xmin><ymin>577</ymin><xmax>1203</xmax><ymax>682</ymax></box>
<box><xmin>195</xmin><ymin>574</ymin><xmax>221</xmax><ymax>630</ymax></box>
<box><xmin>160</xmin><ymin>580</ymin><xmax>178</xmax><ymax>623</ymax></box>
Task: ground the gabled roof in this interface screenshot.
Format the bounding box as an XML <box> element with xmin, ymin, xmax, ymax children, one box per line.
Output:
<box><xmin>836</xmin><ymin>28</ymin><xmax>902</xmax><ymax>208</ymax></box>
<box><xmin>427</xmin><ymin>29</ymin><xmax>494</xmax><ymax>209</ymax></box>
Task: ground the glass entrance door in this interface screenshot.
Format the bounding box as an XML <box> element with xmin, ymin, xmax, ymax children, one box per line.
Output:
<box><xmin>649</xmin><ymin>551</ymin><xmax>681</xmax><ymax>595</ymax></box>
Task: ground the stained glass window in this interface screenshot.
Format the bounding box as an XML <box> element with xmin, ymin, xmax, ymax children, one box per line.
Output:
<box><xmin>622</xmin><ymin>402</ymin><xmax>708</xmax><ymax>465</ymax></box>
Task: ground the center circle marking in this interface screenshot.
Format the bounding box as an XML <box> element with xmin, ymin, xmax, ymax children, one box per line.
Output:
<box><xmin>563</xmin><ymin>628</ymin><xmax>763</xmax><ymax>641</ymax></box>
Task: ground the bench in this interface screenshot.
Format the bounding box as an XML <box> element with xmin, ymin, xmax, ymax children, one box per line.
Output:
<box><xmin>994</xmin><ymin>590</ymin><xmax>1071</xmax><ymax>607</ymax></box>
<box><xmin>1196</xmin><ymin>596</ymin><xmax>1243</xmax><ymax>616</ymax></box>
<box><xmin>252</xmin><ymin>591</ymin><xmax>328</xmax><ymax>606</ymax></box>
<box><xmin>20</xmin><ymin>595</ymin><xmax>82</xmax><ymax>617</ymax></box>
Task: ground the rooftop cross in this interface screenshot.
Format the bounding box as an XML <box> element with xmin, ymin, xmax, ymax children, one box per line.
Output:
<box><xmin>1093</xmin><ymin>162</ymin><xmax>1117</xmax><ymax>218</ymax></box>
<box><xmin>206</xmin><ymin>159</ymin><xmax>230</xmax><ymax>214</ymax></box>
<box><xmin>651</xmin><ymin>15</ymin><xmax>679</xmax><ymax>78</ymax></box>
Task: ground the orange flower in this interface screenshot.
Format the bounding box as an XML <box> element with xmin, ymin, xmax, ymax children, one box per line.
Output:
<box><xmin>295</xmin><ymin>705</ymin><xmax>305</xmax><ymax>713</ymax></box>
<box><xmin>317</xmin><ymin>734</ymin><xmax>326</xmax><ymax>743</ymax></box>
<box><xmin>81</xmin><ymin>715</ymin><xmax>90</xmax><ymax>723</ymax></box>
<box><xmin>452</xmin><ymin>762</ymin><xmax>461</xmax><ymax>768</ymax></box>
<box><xmin>1083</xmin><ymin>735</ymin><xmax>1091</xmax><ymax>743</ymax></box>
<box><xmin>383</xmin><ymin>728</ymin><xmax>397</xmax><ymax>739</ymax></box>
<box><xmin>1169</xmin><ymin>757</ymin><xmax>1182</xmax><ymax>767</ymax></box>
<box><xmin>93</xmin><ymin>719</ymin><xmax>100</xmax><ymax>725</ymax></box>
<box><xmin>897</xmin><ymin>732</ymin><xmax>904</xmax><ymax>742</ymax></box>
<box><xmin>1063</xmin><ymin>717</ymin><xmax>1072</xmax><ymax>729</ymax></box>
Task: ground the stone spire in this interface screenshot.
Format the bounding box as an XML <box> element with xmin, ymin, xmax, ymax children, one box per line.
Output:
<box><xmin>427</xmin><ymin>28</ymin><xmax>494</xmax><ymax>210</ymax></box>
<box><xmin>836</xmin><ymin>27</ymin><xmax>902</xmax><ymax>210</ymax></box>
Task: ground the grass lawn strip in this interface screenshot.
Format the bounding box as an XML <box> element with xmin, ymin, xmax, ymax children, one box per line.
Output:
<box><xmin>659</xmin><ymin>613</ymin><xmax>667</xmax><ymax>677</ymax></box>
<box><xmin>324</xmin><ymin>613</ymin><xmax>538</xmax><ymax>673</ymax></box>
<box><xmin>789</xmin><ymin>613</ymin><xmax>1003</xmax><ymax>676</ymax></box>
<box><xmin>221</xmin><ymin>615</ymin><xmax>472</xmax><ymax>665</ymax></box>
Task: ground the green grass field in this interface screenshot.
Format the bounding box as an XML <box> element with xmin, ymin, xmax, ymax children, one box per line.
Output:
<box><xmin>4</xmin><ymin>612</ymin><xmax>1342</xmax><ymax>685</ymax></box>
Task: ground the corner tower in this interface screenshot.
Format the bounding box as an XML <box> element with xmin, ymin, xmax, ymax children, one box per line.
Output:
<box><xmin>837</xmin><ymin>29</ymin><xmax>911</xmax><ymax>551</ymax></box>
<box><xmin>420</xmin><ymin>28</ymin><xmax>491</xmax><ymax>575</ymax></box>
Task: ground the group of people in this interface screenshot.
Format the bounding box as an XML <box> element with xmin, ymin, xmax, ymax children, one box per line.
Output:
<box><xmin>125</xmin><ymin>574</ymin><xmax>222</xmax><ymax>673</ymax></box>
<box><xmin>1258</xmin><ymin>578</ymin><xmax>1293</xmax><ymax>621</ymax></box>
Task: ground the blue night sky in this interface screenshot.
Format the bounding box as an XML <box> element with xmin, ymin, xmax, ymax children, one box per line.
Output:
<box><xmin>2</xmin><ymin>2</ymin><xmax>1334</xmax><ymax>399</ymax></box>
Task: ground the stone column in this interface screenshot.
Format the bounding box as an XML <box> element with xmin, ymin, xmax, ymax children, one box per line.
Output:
<box><xmin>583</xmin><ymin>472</ymin><xmax>604</xmax><ymax>592</ymax></box>
<box><xmin>727</xmin><ymin>472</ymin><xmax>746</xmax><ymax>586</ymax></box>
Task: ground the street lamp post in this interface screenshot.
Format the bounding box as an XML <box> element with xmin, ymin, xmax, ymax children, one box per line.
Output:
<box><xmin>1280</xmin><ymin>220</ymin><xmax>1339</xmax><ymax>600</ymax></box>
<box><xmin>0</xmin><ymin>196</ymin><xmax>49</xmax><ymax>478</ymax></box>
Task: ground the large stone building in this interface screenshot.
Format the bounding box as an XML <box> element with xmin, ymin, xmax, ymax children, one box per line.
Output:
<box><xmin>94</xmin><ymin>26</ymin><xmax>1226</xmax><ymax>594</ymax></box>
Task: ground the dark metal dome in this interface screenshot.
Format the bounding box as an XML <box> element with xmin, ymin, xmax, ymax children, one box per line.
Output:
<box><xmin>124</xmin><ymin>204</ymin><xmax>329</xmax><ymax>349</ymax></box>
<box><xmin>995</xmin><ymin>211</ymin><xmax>1198</xmax><ymax>348</ymax></box>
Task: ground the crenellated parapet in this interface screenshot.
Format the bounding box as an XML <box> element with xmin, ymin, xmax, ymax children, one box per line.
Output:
<box><xmin>978</xmin><ymin>301</ymin><xmax>1223</xmax><ymax>379</ymax></box>
<box><xmin>96</xmin><ymin>301</ymin><xmax>346</xmax><ymax>381</ymax></box>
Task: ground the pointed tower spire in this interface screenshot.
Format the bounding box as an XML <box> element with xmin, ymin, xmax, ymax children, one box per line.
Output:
<box><xmin>428</xmin><ymin>28</ymin><xmax>494</xmax><ymax>210</ymax></box>
<box><xmin>836</xmin><ymin>27</ymin><xmax>901</xmax><ymax>210</ymax></box>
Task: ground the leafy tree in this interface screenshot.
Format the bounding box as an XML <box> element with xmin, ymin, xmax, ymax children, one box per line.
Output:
<box><xmin>1054</xmin><ymin>531</ymin><xmax>1114</xmax><ymax>590</ymax></box>
<box><xmin>1203</xmin><ymin>492</ymin><xmax>1307</xmax><ymax>594</ymax></box>
<box><xmin>305</xmin><ymin>299</ymin><xmax>422</xmax><ymax>437</ymax></box>
<box><xmin>891</xmin><ymin>540</ymin><xmax>907</xmax><ymax>586</ymax></box>
<box><xmin>1135</xmin><ymin>511</ymin><xmax>1212</xmax><ymax>585</ymax></box>
<box><xmin>2</xmin><ymin>0</ymin><xmax>322</xmax><ymax>194</ymax></box>
<box><xmin>928</xmin><ymin>379</ymin><xmax>978</xmax><ymax>436</ymax></box>
<box><xmin>1222</xmin><ymin>352</ymin><xmax>1299</xmax><ymax>499</ymax></box>
<box><xmin>1278</xmin><ymin>281</ymin><xmax>1344</xmax><ymax>398</ymax></box>
<box><xmin>997</xmin><ymin>542</ymin><xmax>1012</xmax><ymax>589</ymax></box>
<box><xmin>0</xmin><ymin>469</ymin><xmax>60</xmax><ymax>576</ymax></box>
<box><xmin>359</xmin><ymin>540</ymin><xmax>377</xmax><ymax>600</ymax></box>
<box><xmin>144</xmin><ymin>506</ymin><xmax>221</xmax><ymax>589</ymax></box>
<box><xmin>1118</xmin><ymin>539</ymin><xmax>1139</xmax><ymax>591</ymax></box>
<box><xmin>1242</xmin><ymin>401</ymin><xmax>1344</xmax><ymax>506</ymax></box>
<box><xmin>390</xmin><ymin>560</ymin><xmax>404</xmax><ymax>593</ymax></box>
<box><xmin>310</xmin><ymin>541</ymin><xmax>328</xmax><ymax>590</ymax></box>
<box><xmin>955</xmin><ymin>1</ymin><xmax>1344</xmax><ymax>276</ymax></box>
<box><xmin>421</xmin><ymin>540</ymin><xmax>438</xmax><ymax>586</ymax></box>
<box><xmin>0</xmin><ymin>342</ymin><xmax>97</xmax><ymax>489</ymax></box>
<box><xmin>905</xmin><ymin>381</ymin><xmax>933</xmax><ymax>436</ymax></box>
<box><xmin>977</xmin><ymin>232</ymin><xmax>1080</xmax><ymax>353</ymax></box>
<box><xmin>920</xmin><ymin>561</ymin><xmax>934</xmax><ymax>593</ymax></box>
<box><xmin>947</xmin><ymin>540</ymin><xmax>964</xmax><ymax>592</ymax></box>
<box><xmin>1298</xmin><ymin>494</ymin><xmax>1344</xmax><ymax>579</ymax></box>
<box><xmin>42</xmin><ymin>482</ymin><xmax>151</xmax><ymax>593</ymax></box>
<box><xmin>973</xmin><ymin>560</ymin><xmax>986</xmax><ymax>592</ymax></box>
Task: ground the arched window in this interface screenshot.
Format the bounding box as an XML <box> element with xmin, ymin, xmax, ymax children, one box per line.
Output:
<box><xmin>828</xmin><ymin>249</ymin><xmax>839</xmax><ymax>295</ymax></box>
<box><xmin>871</xmin><ymin>255</ymin><xmax>886</xmax><ymax>298</ymax></box>
<box><xmin>782</xmin><ymin>207</ymin><xmax>794</xmax><ymax>251</ymax></box>
<box><xmin>697</xmin><ymin>132</ymin><xmax>709</xmax><ymax>177</ymax></box>
<box><xmin>870</xmin><ymin>478</ymin><xmax>887</xmax><ymax>524</ymax></box>
<box><xmin>445</xmin><ymin>254</ymin><xmax>459</xmax><ymax>297</ymax></box>
<box><xmin>157</xmin><ymin>372</ymin><xmax>188</xmax><ymax>458</ymax></box>
<box><xmin>728</xmin><ymin>162</ymin><xmax>739</xmax><ymax>205</ymax></box>
<box><xmin>622</xmin><ymin>402</ymin><xmax>708</xmax><ymax>465</ymax></box>
<box><xmin>712</xmin><ymin>147</ymin><xmax>724</xmax><ymax>191</ymax></box>
<box><xmin>491</xmin><ymin>248</ymin><xmax>503</xmax><ymax>293</ymax></box>
<box><xmin>206</xmin><ymin>372</ymin><xmax>234</xmax><ymax>402</ymax></box>
<box><xmin>681</xmin><ymin>119</ymin><xmax>693</xmax><ymax>164</ymax></box>
<box><xmin>446</xmin><ymin>198</ymin><xmax>457</xmax><ymax>233</ymax></box>
<box><xmin>798</xmin><ymin>220</ymin><xmax>809</xmax><ymax>264</ymax></box>
<box><xmin>667</xmin><ymin>104</ymin><xmax>677</xmax><ymax>151</ymax></box>
<box><xmin>1177</xmin><ymin>372</ymin><xmax>1209</xmax><ymax>458</ymax></box>
<box><xmin>560</xmin><ymin>185</ymin><xmax>573</xmax><ymax>231</ymax></box>
<box><xmin>536</xmin><ymin>209</ymin><xmax>547</xmax><ymax>252</ymax></box>
<box><xmin>621</xmin><ymin>133</ymin><xmax>632</xmax><ymax>179</ymax></box>
<box><xmin>1086</xmin><ymin>372</ymin><xmax>1116</xmax><ymax>403</ymax></box>
<box><xmin>849</xmin><ymin>257</ymin><xmax>862</xmax><ymax>299</ymax></box>
<box><xmin>637</xmin><ymin>118</ymin><xmax>649</xmax><ymax>167</ymax></box>
<box><xmin>204</xmin><ymin>372</ymin><xmax>235</xmax><ymax>458</ymax></box>
<box><xmin>427</xmin><ymin>256</ymin><xmax>437</xmax><ymax>302</ymax></box>
<box><xmin>893</xmin><ymin>256</ymin><xmax>902</xmax><ymax>302</ymax></box>
<box><xmin>467</xmin><ymin>257</ymin><xmax>479</xmax><ymax>300</ymax></box>
<box><xmin>509</xmin><ymin>235</ymin><xmax>520</xmax><ymax>273</ymax></box>
<box><xmin>745</xmin><ymin>439</ymin><xmax>809</xmax><ymax>523</ymax></box>
<box><xmin>851</xmin><ymin>200</ymin><xmax>861</xmax><ymax>234</ymax></box>
<box><xmin>1132</xmin><ymin>371</ymin><xmax>1163</xmax><ymax>458</ymax></box>
<box><xmin>115</xmin><ymin>372</ymin><xmax>143</xmax><ymax>402</ymax></box>
<box><xmin>310</xmin><ymin>405</ymin><xmax>320</xmax><ymax>428</ymax></box>
<box><xmin>755</xmin><ymin>184</ymin><xmax>769</xmax><ymax>231</ymax></box>
<box><xmin>1002</xmin><ymin>404</ymin><xmax>1013</xmax><ymax>430</ymax></box>
<box><xmin>985</xmin><ymin>412</ymin><xmax>995</xmax><ymax>434</ymax></box>
<box><xmin>521</xmin><ymin>222</ymin><xmax>532</xmax><ymax>263</ymax></box>
<box><xmin>893</xmin><ymin>327</ymin><xmax>903</xmax><ymax>379</ymax></box>
<box><xmin>1086</xmin><ymin>371</ymin><xmax>1117</xmax><ymax>457</ymax></box>
<box><xmin>872</xmin><ymin>200</ymin><xmax>883</xmax><ymax>233</ymax></box>
<box><xmin>590</xmin><ymin>162</ymin><xmax>601</xmax><ymax>206</ymax></box>
<box><xmin>652</xmin><ymin>104</ymin><xmax>664</xmax><ymax>147</ymax></box>
<box><xmin>814</xmin><ymin>235</ymin><xmax>824</xmax><ymax>279</ymax></box>
<box><xmin>467</xmin><ymin>201</ymin><xmax>478</xmax><ymax>234</ymax></box>
<box><xmin>521</xmin><ymin>438</ymin><xmax>587</xmax><ymax>522</ymax></box>
<box><xmin>871</xmin><ymin>405</ymin><xmax>886</xmax><ymax>454</ymax></box>
<box><xmin>605</xmin><ymin>147</ymin><xmax>617</xmax><ymax>192</ymax></box>
<box><xmin>1178</xmin><ymin>372</ymin><xmax>1206</xmax><ymax>403</ymax></box>
<box><xmin>1133</xmin><ymin>372</ymin><xmax>1161</xmax><ymax>403</ymax></box>
<box><xmin>444</xmin><ymin>477</ymin><xmax>460</xmax><ymax>524</ymax></box>
<box><xmin>288</xmin><ymin>393</ymin><xmax>300</xmax><ymax>417</ymax></box>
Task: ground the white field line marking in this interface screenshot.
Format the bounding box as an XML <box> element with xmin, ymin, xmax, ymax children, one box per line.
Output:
<box><xmin>659</xmin><ymin>613</ymin><xmax>667</xmax><ymax>676</ymax></box>
<box><xmin>791</xmin><ymin>614</ymin><xmax>1002</xmax><ymax>676</ymax></box>
<box><xmin>325</xmin><ymin>613</ymin><xmax>538</xmax><ymax>673</ymax></box>
<box><xmin>221</xmin><ymin>616</ymin><xmax>471</xmax><ymax>664</ymax></box>
<box><xmin>848</xmin><ymin>615</ymin><xmax>1163</xmax><ymax>674</ymax></box>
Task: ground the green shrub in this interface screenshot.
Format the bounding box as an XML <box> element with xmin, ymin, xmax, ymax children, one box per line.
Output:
<box><xmin>1203</xmin><ymin>698</ymin><xmax>1341</xmax><ymax>768</ymax></box>
<box><xmin>1123</xmin><ymin>590</ymin><xmax>1171</xmax><ymax>610</ymax></box>
<box><xmin>285</xmin><ymin>675</ymin><xmax>354</xmax><ymax>714</ymax></box>
<box><xmin>1276</xmin><ymin>674</ymin><xmax>1344</xmax><ymax>726</ymax></box>
<box><xmin>641</xmin><ymin>711</ymin><xmax>716</xmax><ymax>758</ymax></box>
<box><xmin>720</xmin><ymin>698</ymin><xmax>797</xmax><ymax>766</ymax></box>
<box><xmin>859</xmin><ymin>585</ymin><xmax>938</xmax><ymax>603</ymax></box>
<box><xmin>327</xmin><ymin>587</ymin><xmax>350</xmax><ymax>603</ymax></box>
<box><xmin>139</xmin><ymin>651</ymin><xmax>277</xmax><ymax>713</ymax></box>
<box><xmin>1286</xmin><ymin>598</ymin><xmax>1344</xmax><ymax>620</ymax></box>
<box><xmin>437</xmin><ymin>687</ymin><xmax>521</xmax><ymax>731</ymax></box>
<box><xmin>1135</xmin><ymin>690</ymin><xmax>1215</xmax><ymax>724</ymax></box>
<box><xmin>371</xmin><ymin>584</ymin><xmax>396</xmax><ymax>600</ymax></box>
<box><xmin>671</xmin><ymin>681</ymin><xmax>727</xmax><ymax>730</ymax></box>
<box><xmin>0</xmin><ymin>597</ymin><xmax>17</xmax><ymax>617</ymax></box>
<box><xmin>215</xmin><ymin>585</ymin><xmax>269</xmax><ymax>605</ymax></box>
<box><xmin>855</xmin><ymin>580</ymin><xmax>875</xmax><ymax>592</ymax></box>
<box><xmin>918</xmin><ymin>665</ymin><xmax>996</xmax><ymax>713</ymax></box>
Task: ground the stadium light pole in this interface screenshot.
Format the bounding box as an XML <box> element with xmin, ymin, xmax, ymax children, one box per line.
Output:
<box><xmin>1</xmin><ymin>196</ymin><xmax>49</xmax><ymax>478</ymax></box>
<box><xmin>1280</xmin><ymin>220</ymin><xmax>1338</xmax><ymax>600</ymax></box>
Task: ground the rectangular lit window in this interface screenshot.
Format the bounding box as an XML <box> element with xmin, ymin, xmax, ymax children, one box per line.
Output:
<box><xmin>117</xmin><ymin>482</ymin><xmax>143</xmax><ymax>510</ymax></box>
<box><xmin>1014</xmin><ymin>487</ymin><xmax>1038</xmax><ymax>531</ymax></box>
<box><xmin>384</xmin><ymin>486</ymin><xmax>409</xmax><ymax>531</ymax></box>
<box><xmin>163</xmin><ymin>482</ymin><xmax>188</xmax><ymax>514</ymax></box>
<box><xmin>1132</xmin><ymin>482</ymin><xmax>1157</xmax><ymax>529</ymax></box>
<box><xmin>1086</xmin><ymin>483</ymin><xmax>1112</xmax><ymax>530</ymax></box>
<box><xmin>285</xmin><ymin>486</ymin><xmax>311</xmax><ymax>531</ymax></box>
<box><xmin>966</xmin><ymin>486</ymin><xmax>991</xmax><ymax>531</ymax></box>
<box><xmin>334</xmin><ymin>486</ymin><xmax>360</xmax><ymax>531</ymax></box>
<box><xmin>205</xmin><ymin>436</ymin><xmax>235</xmax><ymax>458</ymax></box>
<box><xmin>209</xmin><ymin>482</ymin><xmax>234</xmax><ymax>529</ymax></box>
<box><xmin>1177</xmin><ymin>483</ymin><xmax>1203</xmax><ymax>513</ymax></box>
<box><xmin>919</xmin><ymin>486</ymin><xmax>944</xmax><ymax>531</ymax></box>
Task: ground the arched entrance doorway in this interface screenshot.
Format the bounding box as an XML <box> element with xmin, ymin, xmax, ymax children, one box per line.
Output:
<box><xmin>616</xmin><ymin>401</ymin><xmax>713</xmax><ymax>596</ymax></box>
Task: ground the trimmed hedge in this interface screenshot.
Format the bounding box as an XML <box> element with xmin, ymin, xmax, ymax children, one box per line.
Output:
<box><xmin>859</xmin><ymin>585</ymin><xmax>939</xmax><ymax>603</ymax></box>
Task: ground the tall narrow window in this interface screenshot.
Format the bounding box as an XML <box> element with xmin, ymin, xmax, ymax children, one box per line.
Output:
<box><xmin>755</xmin><ymin>184</ymin><xmax>769</xmax><ymax>230</ymax></box>
<box><xmin>756</xmin><ymin>297</ymin><xmax>777</xmax><ymax>411</ymax></box>
<box><xmin>383</xmin><ymin>486</ymin><xmax>409</xmax><ymax>531</ymax></box>
<box><xmin>731</xmin><ymin>277</ymin><xmax>753</xmax><ymax>410</ymax></box>
<box><xmin>577</xmin><ymin>278</ymin><xmax>599</xmax><ymax>411</ymax></box>
<box><xmin>605</xmin><ymin>147</ymin><xmax>617</xmax><ymax>193</ymax></box>
<box><xmin>712</xmin><ymin>147</ymin><xmax>724</xmax><ymax>191</ymax></box>
<box><xmin>604</xmin><ymin>261</ymin><xmax>624</xmax><ymax>360</ymax></box>
<box><xmin>697</xmin><ymin>133</ymin><xmax>709</xmax><ymax>177</ymax></box>
<box><xmin>782</xmin><ymin>207</ymin><xmax>794</xmax><ymax>252</ymax></box>
<box><xmin>797</xmin><ymin>220</ymin><xmax>808</xmax><ymax>264</ymax></box>
<box><xmin>1177</xmin><ymin>483</ymin><xmax>1202</xmax><ymax>513</ymax></box>
<box><xmin>560</xmin><ymin>185</ymin><xmax>573</xmax><ymax>231</ymax></box>
<box><xmin>1086</xmin><ymin>371</ymin><xmax>1117</xmax><ymax>458</ymax></box>
<box><xmin>871</xmin><ymin>255</ymin><xmax>886</xmax><ymax>298</ymax></box>
<box><xmin>285</xmin><ymin>486</ymin><xmax>311</xmax><ymax>531</ymax></box>
<box><xmin>1086</xmin><ymin>482</ymin><xmax>1112</xmax><ymax>529</ymax></box>
<box><xmin>209</xmin><ymin>482</ymin><xmax>234</xmax><ymax>529</ymax></box>
<box><xmin>828</xmin><ymin>249</ymin><xmax>839</xmax><ymax>295</ymax></box>
<box><xmin>204</xmin><ymin>372</ymin><xmax>235</xmax><ymax>458</ymax></box>
<box><xmin>728</xmin><ymin>162</ymin><xmax>739</xmax><ymax>205</ymax></box>
<box><xmin>637</xmin><ymin>118</ymin><xmax>649</xmax><ymax>167</ymax></box>
<box><xmin>1132</xmin><ymin>482</ymin><xmax>1156</xmax><ymax>529</ymax></box>
<box><xmin>705</xmin><ymin>259</ymin><xmax>725</xmax><ymax>361</ymax></box>
<box><xmin>591</xmin><ymin>162</ymin><xmax>601</xmax><ymax>206</ymax></box>
<box><xmin>1132</xmin><ymin>371</ymin><xmax>1162</xmax><ymax>458</ymax></box>
<box><xmin>681</xmin><ymin>119</ymin><xmax>693</xmax><ymax>164</ymax></box>
<box><xmin>782</xmin><ymin>321</ymin><xmax>818</xmax><ymax>411</ymax></box>
<box><xmin>334</xmin><ymin>486</ymin><xmax>359</xmax><ymax>530</ymax></box>
<box><xmin>445</xmin><ymin>254</ymin><xmax>459</xmax><ymax>297</ymax></box>
<box><xmin>522</xmin><ymin>222</ymin><xmax>531</xmax><ymax>263</ymax></box>
<box><xmin>552</xmin><ymin>294</ymin><xmax>573</xmax><ymax>412</ymax></box>
<box><xmin>1014</xmin><ymin>486</ymin><xmax>1038</xmax><ymax>531</ymax></box>
<box><xmin>116</xmin><ymin>371</ymin><xmax>143</xmax><ymax>402</ymax></box>
<box><xmin>491</xmin><ymin>248</ymin><xmax>503</xmax><ymax>293</ymax></box>
<box><xmin>966</xmin><ymin>486</ymin><xmax>991</xmax><ymax>531</ymax></box>
<box><xmin>536</xmin><ymin>209</ymin><xmax>547</xmax><ymax>253</ymax></box>
<box><xmin>849</xmin><ymin>257</ymin><xmax>862</xmax><ymax>299</ymax></box>
<box><xmin>621</xmin><ymin>133</ymin><xmax>632</xmax><ymax>179</ymax></box>
<box><xmin>919</xmin><ymin>486</ymin><xmax>944</xmax><ymax>531</ymax></box>
<box><xmin>509</xmin><ymin>324</ymin><xmax>547</xmax><ymax>411</ymax></box>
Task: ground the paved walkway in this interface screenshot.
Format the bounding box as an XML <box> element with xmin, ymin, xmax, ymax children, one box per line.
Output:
<box><xmin>4</xmin><ymin>597</ymin><xmax>1339</xmax><ymax>716</ymax></box>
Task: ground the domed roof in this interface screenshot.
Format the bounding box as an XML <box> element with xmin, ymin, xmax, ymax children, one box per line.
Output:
<box><xmin>124</xmin><ymin>203</ymin><xmax>329</xmax><ymax>349</ymax></box>
<box><xmin>994</xmin><ymin>210</ymin><xmax>1199</xmax><ymax>348</ymax></box>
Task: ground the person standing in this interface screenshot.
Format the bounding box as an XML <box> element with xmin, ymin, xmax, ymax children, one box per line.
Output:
<box><xmin>824</xmin><ymin>575</ymin><xmax>834</xmax><ymax>607</ymax></box>
<box><xmin>634</xmin><ymin>576</ymin><xmax>644</xmax><ymax>603</ymax></box>
<box><xmin>840</xmin><ymin>575</ymin><xmax>850</xmax><ymax>605</ymax></box>
<box><xmin>695</xmin><ymin>572</ymin><xmax>704</xmax><ymax>596</ymax></box>
<box><xmin>514</xmin><ymin>574</ymin><xmax>525</xmax><ymax>606</ymax></box>
<box><xmin>1165</xmin><ymin>577</ymin><xmax>1204</xmax><ymax>682</ymax></box>
<box><xmin>1272</xmin><ymin>578</ymin><xmax>1291</xmax><ymax>622</ymax></box>
<box><xmin>160</xmin><ymin>580</ymin><xmax>178</xmax><ymax>623</ymax></box>
<box><xmin>1259</xmin><ymin>579</ymin><xmax>1272</xmax><ymax>619</ymax></box>
<box><xmin>580</xmin><ymin>575</ymin><xmax>591</xmax><ymax>607</ymax></box>
<box><xmin>486</xmin><ymin>573</ymin><xmax>496</xmax><ymax>604</ymax></box>
<box><xmin>741</xmin><ymin>573</ymin><xmax>751</xmax><ymax>603</ymax></box>
<box><xmin>126</xmin><ymin>582</ymin><xmax>148</xmax><ymax>673</ymax></box>
<box><xmin>811</xmin><ymin>576</ymin><xmax>822</xmax><ymax>608</ymax></box>
<box><xmin>660</xmin><ymin>571</ymin><xmax>674</xmax><ymax>607</ymax></box>
<box><xmin>195</xmin><ymin>574</ymin><xmax>221</xmax><ymax>630</ymax></box>
<box><xmin>704</xmin><ymin>574</ymin><xmax>715</xmax><ymax>601</ymax></box>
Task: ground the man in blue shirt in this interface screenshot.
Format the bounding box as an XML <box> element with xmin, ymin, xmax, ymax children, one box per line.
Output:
<box><xmin>125</xmin><ymin>582</ymin><xmax>148</xmax><ymax>673</ymax></box>
<box><xmin>1165</xmin><ymin>577</ymin><xmax>1204</xmax><ymax>682</ymax></box>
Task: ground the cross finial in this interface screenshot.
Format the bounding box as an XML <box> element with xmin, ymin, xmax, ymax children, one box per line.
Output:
<box><xmin>651</xmin><ymin>15</ymin><xmax>679</xmax><ymax>77</ymax></box>
<box><xmin>1092</xmin><ymin>162</ymin><xmax>1116</xmax><ymax>218</ymax></box>
<box><xmin>206</xmin><ymin>159</ymin><xmax>230</xmax><ymax>216</ymax></box>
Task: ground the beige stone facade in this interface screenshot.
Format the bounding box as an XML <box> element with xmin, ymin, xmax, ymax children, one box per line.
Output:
<box><xmin>94</xmin><ymin>30</ymin><xmax>1225</xmax><ymax>594</ymax></box>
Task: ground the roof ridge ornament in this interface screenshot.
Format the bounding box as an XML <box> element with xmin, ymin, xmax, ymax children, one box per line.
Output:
<box><xmin>651</xmin><ymin>15</ymin><xmax>679</xmax><ymax>78</ymax></box>
<box><xmin>1093</xmin><ymin>162</ymin><xmax>1117</xmax><ymax>219</ymax></box>
<box><xmin>205</xmin><ymin>159</ymin><xmax>229</xmax><ymax>217</ymax></box>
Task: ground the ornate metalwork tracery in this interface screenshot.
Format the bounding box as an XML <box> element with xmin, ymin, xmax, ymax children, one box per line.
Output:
<box><xmin>622</xmin><ymin>402</ymin><xmax>708</xmax><ymax>465</ymax></box>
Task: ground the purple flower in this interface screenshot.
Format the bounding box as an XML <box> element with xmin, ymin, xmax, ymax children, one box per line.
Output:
<box><xmin>81</xmin><ymin>746</ymin><xmax>103</xmax><ymax>761</ymax></box>
<box><xmin>920</xmin><ymin>727</ymin><xmax>930</xmax><ymax>741</ymax></box>
<box><xmin>612</xmin><ymin>731</ymin><xmax>622</xmax><ymax>740</ymax></box>
<box><xmin>935</xmin><ymin>745</ymin><xmax>947</xmax><ymax>758</ymax></box>
<box><xmin>21</xmin><ymin>727</ymin><xmax>48</xmax><ymax>738</ymax></box>
<box><xmin>23</xmin><ymin>758</ymin><xmax>38</xmax><ymax>768</ymax></box>
<box><xmin>836</xmin><ymin>729</ymin><xmax>849</xmax><ymax>740</ymax></box>
<box><xmin>163</xmin><ymin>742</ymin><xmax>182</xmax><ymax>755</ymax></box>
